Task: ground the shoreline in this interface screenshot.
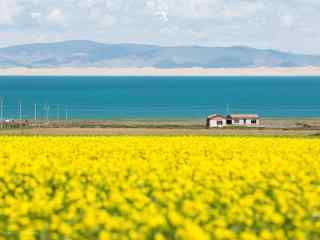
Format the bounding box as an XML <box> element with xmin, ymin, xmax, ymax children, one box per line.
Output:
<box><xmin>1</xmin><ymin>127</ymin><xmax>319</xmax><ymax>137</ymax></box>
<box><xmin>1</xmin><ymin>118</ymin><xmax>320</xmax><ymax>136</ymax></box>
<box><xmin>1</xmin><ymin>67</ymin><xmax>320</xmax><ymax>76</ymax></box>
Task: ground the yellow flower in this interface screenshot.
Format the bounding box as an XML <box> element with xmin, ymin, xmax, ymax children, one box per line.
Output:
<box><xmin>0</xmin><ymin>136</ymin><xmax>319</xmax><ymax>239</ymax></box>
<box><xmin>99</xmin><ymin>230</ymin><xmax>110</xmax><ymax>240</ymax></box>
<box><xmin>240</xmin><ymin>231</ymin><xmax>258</xmax><ymax>240</ymax></box>
<box><xmin>154</xmin><ymin>233</ymin><xmax>166</xmax><ymax>240</ymax></box>
<box><xmin>20</xmin><ymin>229</ymin><xmax>34</xmax><ymax>240</ymax></box>
<box><xmin>260</xmin><ymin>230</ymin><xmax>273</xmax><ymax>240</ymax></box>
<box><xmin>177</xmin><ymin>222</ymin><xmax>210</xmax><ymax>240</ymax></box>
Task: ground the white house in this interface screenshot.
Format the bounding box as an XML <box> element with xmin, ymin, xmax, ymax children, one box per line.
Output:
<box><xmin>206</xmin><ymin>114</ymin><xmax>227</xmax><ymax>128</ymax></box>
<box><xmin>207</xmin><ymin>114</ymin><xmax>260</xmax><ymax>128</ymax></box>
<box><xmin>227</xmin><ymin>114</ymin><xmax>260</xmax><ymax>126</ymax></box>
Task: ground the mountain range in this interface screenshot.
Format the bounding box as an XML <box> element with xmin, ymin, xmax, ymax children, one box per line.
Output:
<box><xmin>1</xmin><ymin>40</ymin><xmax>320</xmax><ymax>68</ymax></box>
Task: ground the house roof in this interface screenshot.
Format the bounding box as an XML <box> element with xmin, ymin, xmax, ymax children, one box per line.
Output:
<box><xmin>227</xmin><ymin>114</ymin><xmax>259</xmax><ymax>119</ymax></box>
<box><xmin>207</xmin><ymin>114</ymin><xmax>226</xmax><ymax>120</ymax></box>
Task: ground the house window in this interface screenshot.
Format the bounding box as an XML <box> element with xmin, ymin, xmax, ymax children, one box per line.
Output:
<box><xmin>217</xmin><ymin>121</ymin><xmax>223</xmax><ymax>125</ymax></box>
<box><xmin>226</xmin><ymin>119</ymin><xmax>232</xmax><ymax>125</ymax></box>
<box><xmin>233</xmin><ymin>119</ymin><xmax>239</xmax><ymax>124</ymax></box>
<box><xmin>251</xmin><ymin>119</ymin><xmax>257</xmax><ymax>124</ymax></box>
<box><xmin>243</xmin><ymin>119</ymin><xmax>247</xmax><ymax>124</ymax></box>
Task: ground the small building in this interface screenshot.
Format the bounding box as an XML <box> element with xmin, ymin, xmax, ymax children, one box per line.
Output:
<box><xmin>207</xmin><ymin>114</ymin><xmax>227</xmax><ymax>128</ymax></box>
<box><xmin>227</xmin><ymin>114</ymin><xmax>260</xmax><ymax>126</ymax></box>
<box><xmin>207</xmin><ymin>114</ymin><xmax>260</xmax><ymax>128</ymax></box>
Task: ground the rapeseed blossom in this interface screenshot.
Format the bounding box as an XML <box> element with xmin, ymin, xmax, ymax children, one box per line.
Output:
<box><xmin>0</xmin><ymin>136</ymin><xmax>320</xmax><ymax>239</ymax></box>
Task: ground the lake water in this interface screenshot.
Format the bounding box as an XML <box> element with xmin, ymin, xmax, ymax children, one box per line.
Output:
<box><xmin>0</xmin><ymin>76</ymin><xmax>320</xmax><ymax>119</ymax></box>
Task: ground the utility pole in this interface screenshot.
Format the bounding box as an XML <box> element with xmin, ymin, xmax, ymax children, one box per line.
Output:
<box><xmin>57</xmin><ymin>104</ymin><xmax>60</xmax><ymax>121</ymax></box>
<box><xmin>19</xmin><ymin>101</ymin><xmax>22</xmax><ymax>121</ymax></box>
<box><xmin>44</xmin><ymin>103</ymin><xmax>50</xmax><ymax>122</ymax></box>
<box><xmin>34</xmin><ymin>104</ymin><xmax>37</xmax><ymax>121</ymax></box>
<box><xmin>65</xmin><ymin>105</ymin><xmax>68</xmax><ymax>121</ymax></box>
<box><xmin>0</xmin><ymin>98</ymin><xmax>3</xmax><ymax>129</ymax></box>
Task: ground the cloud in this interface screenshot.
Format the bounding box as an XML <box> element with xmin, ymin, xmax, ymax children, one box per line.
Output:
<box><xmin>146</xmin><ymin>0</ymin><xmax>169</xmax><ymax>21</ymax></box>
<box><xmin>0</xmin><ymin>0</ymin><xmax>21</xmax><ymax>25</ymax></box>
<box><xmin>30</xmin><ymin>12</ymin><xmax>41</xmax><ymax>19</ymax></box>
<box><xmin>222</xmin><ymin>1</ymin><xmax>264</xmax><ymax>20</ymax></box>
<box><xmin>280</xmin><ymin>13</ymin><xmax>295</xmax><ymax>28</ymax></box>
<box><xmin>46</xmin><ymin>8</ymin><xmax>64</xmax><ymax>24</ymax></box>
<box><xmin>88</xmin><ymin>11</ymin><xmax>116</xmax><ymax>29</ymax></box>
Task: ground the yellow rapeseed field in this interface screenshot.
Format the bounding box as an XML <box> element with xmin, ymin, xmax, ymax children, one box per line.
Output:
<box><xmin>0</xmin><ymin>136</ymin><xmax>320</xmax><ymax>240</ymax></box>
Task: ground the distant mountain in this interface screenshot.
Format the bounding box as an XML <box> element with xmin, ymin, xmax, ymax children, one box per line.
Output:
<box><xmin>1</xmin><ymin>40</ymin><xmax>320</xmax><ymax>68</ymax></box>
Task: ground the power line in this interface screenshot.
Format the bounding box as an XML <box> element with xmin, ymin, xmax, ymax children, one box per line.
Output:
<box><xmin>2</xmin><ymin>100</ymin><xmax>320</xmax><ymax>120</ymax></box>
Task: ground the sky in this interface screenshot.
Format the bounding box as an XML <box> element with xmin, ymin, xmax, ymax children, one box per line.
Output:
<box><xmin>0</xmin><ymin>0</ymin><xmax>320</xmax><ymax>54</ymax></box>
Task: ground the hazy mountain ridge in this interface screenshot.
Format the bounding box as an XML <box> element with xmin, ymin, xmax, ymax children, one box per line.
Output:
<box><xmin>1</xmin><ymin>40</ymin><xmax>320</xmax><ymax>68</ymax></box>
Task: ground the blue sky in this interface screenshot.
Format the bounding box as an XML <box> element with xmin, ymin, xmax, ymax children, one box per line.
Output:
<box><xmin>0</xmin><ymin>0</ymin><xmax>320</xmax><ymax>54</ymax></box>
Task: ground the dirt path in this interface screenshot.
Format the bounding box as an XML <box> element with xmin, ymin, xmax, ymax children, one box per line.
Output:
<box><xmin>1</xmin><ymin>118</ymin><xmax>320</xmax><ymax>136</ymax></box>
<box><xmin>1</xmin><ymin>127</ymin><xmax>319</xmax><ymax>136</ymax></box>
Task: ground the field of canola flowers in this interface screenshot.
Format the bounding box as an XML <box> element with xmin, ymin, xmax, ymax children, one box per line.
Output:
<box><xmin>0</xmin><ymin>136</ymin><xmax>320</xmax><ymax>240</ymax></box>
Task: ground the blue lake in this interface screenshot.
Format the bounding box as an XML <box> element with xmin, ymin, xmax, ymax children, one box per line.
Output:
<box><xmin>0</xmin><ymin>76</ymin><xmax>320</xmax><ymax>119</ymax></box>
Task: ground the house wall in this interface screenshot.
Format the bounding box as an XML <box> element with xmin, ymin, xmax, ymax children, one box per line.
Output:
<box><xmin>233</xmin><ymin>119</ymin><xmax>260</xmax><ymax>126</ymax></box>
<box><xmin>209</xmin><ymin>119</ymin><xmax>226</xmax><ymax>127</ymax></box>
<box><xmin>240</xmin><ymin>119</ymin><xmax>249</xmax><ymax>125</ymax></box>
<box><xmin>232</xmin><ymin>119</ymin><xmax>240</xmax><ymax>125</ymax></box>
<box><xmin>245</xmin><ymin>119</ymin><xmax>260</xmax><ymax>126</ymax></box>
<box><xmin>208</xmin><ymin>117</ymin><xmax>259</xmax><ymax>127</ymax></box>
